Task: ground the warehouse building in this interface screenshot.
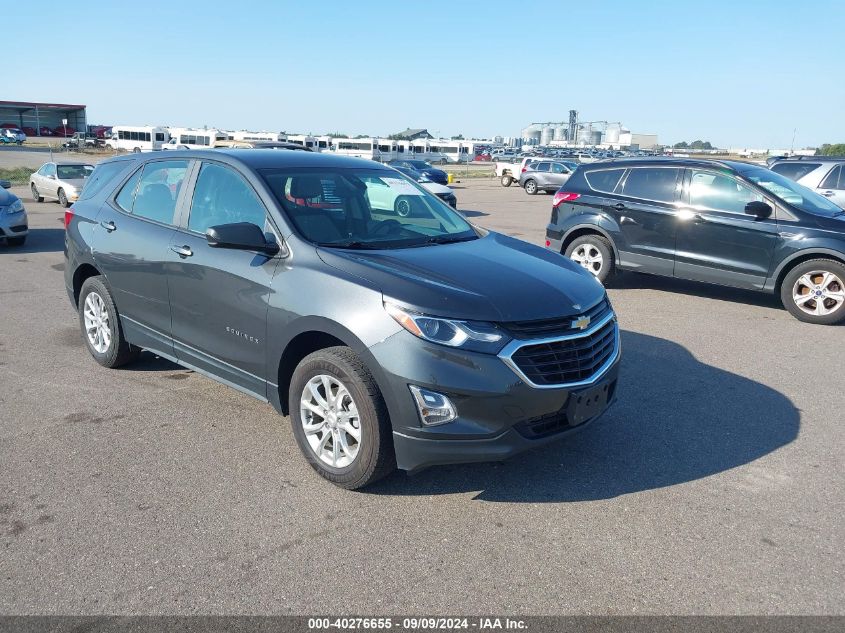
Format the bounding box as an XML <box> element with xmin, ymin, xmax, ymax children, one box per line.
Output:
<box><xmin>0</xmin><ymin>100</ymin><xmax>87</xmax><ymax>137</ymax></box>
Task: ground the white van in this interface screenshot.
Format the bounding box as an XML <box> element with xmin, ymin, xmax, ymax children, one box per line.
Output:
<box><xmin>163</xmin><ymin>128</ymin><xmax>230</xmax><ymax>150</ymax></box>
<box><xmin>106</xmin><ymin>126</ymin><xmax>170</xmax><ymax>152</ymax></box>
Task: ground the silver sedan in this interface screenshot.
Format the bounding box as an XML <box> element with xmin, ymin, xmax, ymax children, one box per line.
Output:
<box><xmin>29</xmin><ymin>162</ymin><xmax>95</xmax><ymax>207</ymax></box>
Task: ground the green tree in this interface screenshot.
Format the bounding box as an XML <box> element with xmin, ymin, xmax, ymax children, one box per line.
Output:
<box><xmin>354</xmin><ymin>134</ymin><xmax>370</xmax><ymax>139</ymax></box>
<box><xmin>450</xmin><ymin>134</ymin><xmax>464</xmax><ymax>140</ymax></box>
<box><xmin>673</xmin><ymin>141</ymin><xmax>689</xmax><ymax>149</ymax></box>
<box><xmin>816</xmin><ymin>143</ymin><xmax>845</xmax><ymax>156</ymax></box>
<box><xmin>325</xmin><ymin>131</ymin><xmax>348</xmax><ymax>138</ymax></box>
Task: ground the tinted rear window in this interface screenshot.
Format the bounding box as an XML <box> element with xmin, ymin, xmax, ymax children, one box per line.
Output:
<box><xmin>622</xmin><ymin>167</ymin><xmax>680</xmax><ymax>202</ymax></box>
<box><xmin>585</xmin><ymin>168</ymin><xmax>625</xmax><ymax>194</ymax></box>
<box><xmin>770</xmin><ymin>162</ymin><xmax>821</xmax><ymax>182</ymax></box>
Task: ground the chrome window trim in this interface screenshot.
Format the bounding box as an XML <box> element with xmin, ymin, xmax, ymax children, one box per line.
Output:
<box><xmin>498</xmin><ymin>311</ymin><xmax>619</xmax><ymax>390</ymax></box>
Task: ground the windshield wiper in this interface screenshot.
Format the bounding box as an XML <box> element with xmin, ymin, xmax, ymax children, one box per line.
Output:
<box><xmin>419</xmin><ymin>235</ymin><xmax>478</xmax><ymax>246</ymax></box>
<box><xmin>317</xmin><ymin>240</ymin><xmax>384</xmax><ymax>250</ymax></box>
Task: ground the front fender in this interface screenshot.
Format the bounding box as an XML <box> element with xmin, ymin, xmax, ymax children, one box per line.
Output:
<box><xmin>765</xmin><ymin>241</ymin><xmax>845</xmax><ymax>292</ymax></box>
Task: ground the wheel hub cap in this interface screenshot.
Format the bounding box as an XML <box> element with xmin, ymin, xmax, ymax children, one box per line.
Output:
<box><xmin>83</xmin><ymin>292</ymin><xmax>111</xmax><ymax>354</ymax></box>
<box><xmin>300</xmin><ymin>375</ymin><xmax>361</xmax><ymax>468</ymax></box>
<box><xmin>570</xmin><ymin>244</ymin><xmax>603</xmax><ymax>276</ymax></box>
<box><xmin>792</xmin><ymin>271</ymin><xmax>845</xmax><ymax>317</ymax></box>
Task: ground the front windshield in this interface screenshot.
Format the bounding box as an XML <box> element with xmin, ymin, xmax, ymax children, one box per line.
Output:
<box><xmin>57</xmin><ymin>164</ymin><xmax>95</xmax><ymax>180</ymax></box>
<box><xmin>740</xmin><ymin>166</ymin><xmax>843</xmax><ymax>217</ymax></box>
<box><xmin>261</xmin><ymin>168</ymin><xmax>477</xmax><ymax>249</ymax></box>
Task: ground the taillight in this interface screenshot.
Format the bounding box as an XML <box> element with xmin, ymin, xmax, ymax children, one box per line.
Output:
<box><xmin>545</xmin><ymin>239</ymin><xmax>551</xmax><ymax>247</ymax></box>
<box><xmin>521</xmin><ymin>167</ymin><xmax>527</xmax><ymax>173</ymax></box>
<box><xmin>64</xmin><ymin>208</ymin><xmax>74</xmax><ymax>229</ymax></box>
<box><xmin>552</xmin><ymin>191</ymin><xmax>581</xmax><ymax>207</ymax></box>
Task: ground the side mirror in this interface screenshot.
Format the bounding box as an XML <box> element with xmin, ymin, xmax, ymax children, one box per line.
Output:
<box><xmin>745</xmin><ymin>200</ymin><xmax>772</xmax><ymax>218</ymax></box>
<box><xmin>206</xmin><ymin>222</ymin><xmax>282</xmax><ymax>256</ymax></box>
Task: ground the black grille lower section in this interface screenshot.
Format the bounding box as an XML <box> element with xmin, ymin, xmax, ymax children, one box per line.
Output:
<box><xmin>514</xmin><ymin>380</ymin><xmax>617</xmax><ymax>439</ymax></box>
<box><xmin>501</xmin><ymin>298</ymin><xmax>612</xmax><ymax>339</ymax></box>
<box><xmin>510</xmin><ymin>318</ymin><xmax>616</xmax><ymax>386</ymax></box>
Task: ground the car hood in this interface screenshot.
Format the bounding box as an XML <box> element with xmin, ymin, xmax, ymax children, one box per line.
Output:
<box><xmin>0</xmin><ymin>187</ymin><xmax>18</xmax><ymax>206</ymax></box>
<box><xmin>317</xmin><ymin>232</ymin><xmax>605</xmax><ymax>322</ymax></box>
<box><xmin>422</xmin><ymin>167</ymin><xmax>446</xmax><ymax>177</ymax></box>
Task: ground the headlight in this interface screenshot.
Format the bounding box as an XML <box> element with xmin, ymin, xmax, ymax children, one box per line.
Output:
<box><xmin>384</xmin><ymin>302</ymin><xmax>509</xmax><ymax>353</ymax></box>
<box><xmin>7</xmin><ymin>199</ymin><xmax>23</xmax><ymax>214</ymax></box>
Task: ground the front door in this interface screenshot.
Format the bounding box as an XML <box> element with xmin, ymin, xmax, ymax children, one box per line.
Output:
<box><xmin>167</xmin><ymin>160</ymin><xmax>280</xmax><ymax>398</ymax></box>
<box><xmin>93</xmin><ymin>158</ymin><xmax>190</xmax><ymax>354</ymax></box>
<box><xmin>673</xmin><ymin>168</ymin><xmax>779</xmax><ymax>289</ymax></box>
<box><xmin>607</xmin><ymin>165</ymin><xmax>682</xmax><ymax>277</ymax></box>
<box><xmin>818</xmin><ymin>165</ymin><xmax>845</xmax><ymax>209</ymax></box>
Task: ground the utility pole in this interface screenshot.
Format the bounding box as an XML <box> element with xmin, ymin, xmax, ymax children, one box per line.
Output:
<box><xmin>791</xmin><ymin>128</ymin><xmax>797</xmax><ymax>155</ymax></box>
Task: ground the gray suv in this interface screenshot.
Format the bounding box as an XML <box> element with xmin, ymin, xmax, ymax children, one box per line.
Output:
<box><xmin>770</xmin><ymin>157</ymin><xmax>845</xmax><ymax>209</ymax></box>
<box><xmin>64</xmin><ymin>150</ymin><xmax>620</xmax><ymax>489</ymax></box>
<box><xmin>519</xmin><ymin>160</ymin><xmax>575</xmax><ymax>195</ymax></box>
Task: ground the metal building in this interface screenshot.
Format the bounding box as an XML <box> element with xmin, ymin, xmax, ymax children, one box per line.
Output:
<box><xmin>0</xmin><ymin>100</ymin><xmax>87</xmax><ymax>137</ymax></box>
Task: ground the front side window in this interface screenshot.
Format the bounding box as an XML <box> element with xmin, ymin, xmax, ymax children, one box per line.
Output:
<box><xmin>622</xmin><ymin>167</ymin><xmax>680</xmax><ymax>202</ymax></box>
<box><xmin>738</xmin><ymin>165</ymin><xmax>843</xmax><ymax>217</ymax></box>
<box><xmin>261</xmin><ymin>169</ymin><xmax>476</xmax><ymax>249</ymax></box>
<box><xmin>688</xmin><ymin>170</ymin><xmax>762</xmax><ymax>213</ymax></box>
<box><xmin>536</xmin><ymin>162</ymin><xmax>551</xmax><ymax>172</ymax></box>
<box><xmin>552</xmin><ymin>163</ymin><xmax>567</xmax><ymax>174</ymax></box>
<box><xmin>188</xmin><ymin>162</ymin><xmax>266</xmax><ymax>234</ymax></box>
<box><xmin>115</xmin><ymin>160</ymin><xmax>188</xmax><ymax>224</ymax></box>
<box><xmin>820</xmin><ymin>165</ymin><xmax>843</xmax><ymax>190</ymax></box>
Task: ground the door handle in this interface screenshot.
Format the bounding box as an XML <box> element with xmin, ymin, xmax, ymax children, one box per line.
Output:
<box><xmin>100</xmin><ymin>220</ymin><xmax>116</xmax><ymax>232</ymax></box>
<box><xmin>170</xmin><ymin>244</ymin><xmax>193</xmax><ymax>258</ymax></box>
<box><xmin>613</xmin><ymin>202</ymin><xmax>626</xmax><ymax>210</ymax></box>
<box><xmin>822</xmin><ymin>191</ymin><xmax>835</xmax><ymax>197</ymax></box>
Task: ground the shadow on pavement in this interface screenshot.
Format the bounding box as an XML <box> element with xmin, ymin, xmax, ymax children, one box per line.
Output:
<box><xmin>368</xmin><ymin>330</ymin><xmax>799</xmax><ymax>502</ymax></box>
<box><xmin>1</xmin><ymin>228</ymin><xmax>65</xmax><ymax>254</ymax></box>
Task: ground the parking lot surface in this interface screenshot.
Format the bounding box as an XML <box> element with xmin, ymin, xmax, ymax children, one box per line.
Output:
<box><xmin>1</xmin><ymin>170</ymin><xmax>843</xmax><ymax>615</ymax></box>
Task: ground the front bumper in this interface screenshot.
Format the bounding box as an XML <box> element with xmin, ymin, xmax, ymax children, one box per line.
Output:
<box><xmin>0</xmin><ymin>211</ymin><xmax>29</xmax><ymax>239</ymax></box>
<box><xmin>369</xmin><ymin>328</ymin><xmax>620</xmax><ymax>472</ymax></box>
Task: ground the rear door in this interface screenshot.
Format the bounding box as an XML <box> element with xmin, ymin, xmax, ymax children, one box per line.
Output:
<box><xmin>817</xmin><ymin>165</ymin><xmax>845</xmax><ymax>209</ymax></box>
<box><xmin>93</xmin><ymin>158</ymin><xmax>191</xmax><ymax>354</ymax></box>
<box><xmin>673</xmin><ymin>168</ymin><xmax>779</xmax><ymax>289</ymax></box>
<box><xmin>605</xmin><ymin>166</ymin><xmax>682</xmax><ymax>276</ymax></box>
<box><xmin>166</xmin><ymin>160</ymin><xmax>281</xmax><ymax>397</ymax></box>
<box><xmin>548</xmin><ymin>162</ymin><xmax>571</xmax><ymax>189</ymax></box>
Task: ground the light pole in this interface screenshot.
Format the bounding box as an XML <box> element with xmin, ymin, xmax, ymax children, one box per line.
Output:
<box><xmin>62</xmin><ymin>118</ymin><xmax>67</xmax><ymax>139</ymax></box>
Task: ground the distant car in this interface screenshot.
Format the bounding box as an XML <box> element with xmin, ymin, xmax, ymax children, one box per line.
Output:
<box><xmin>518</xmin><ymin>160</ymin><xmax>575</xmax><ymax>195</ymax></box>
<box><xmin>546</xmin><ymin>157</ymin><xmax>845</xmax><ymax>325</ymax></box>
<box><xmin>21</xmin><ymin>127</ymin><xmax>37</xmax><ymax>137</ymax></box>
<box><xmin>387</xmin><ymin>160</ymin><xmax>448</xmax><ymax>185</ymax></box>
<box><xmin>53</xmin><ymin>126</ymin><xmax>76</xmax><ymax>137</ymax></box>
<box><xmin>0</xmin><ymin>180</ymin><xmax>28</xmax><ymax>246</ymax></box>
<box><xmin>30</xmin><ymin>162</ymin><xmax>95</xmax><ymax>207</ymax></box>
<box><xmin>62</xmin><ymin>132</ymin><xmax>104</xmax><ymax>149</ymax></box>
<box><xmin>769</xmin><ymin>157</ymin><xmax>845</xmax><ymax>209</ymax></box>
<box><xmin>38</xmin><ymin>126</ymin><xmax>53</xmax><ymax>136</ymax></box>
<box><xmin>391</xmin><ymin>166</ymin><xmax>457</xmax><ymax>209</ymax></box>
<box><xmin>0</xmin><ymin>128</ymin><xmax>25</xmax><ymax>145</ymax></box>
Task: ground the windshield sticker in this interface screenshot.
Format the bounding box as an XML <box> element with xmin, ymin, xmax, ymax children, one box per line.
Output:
<box><xmin>382</xmin><ymin>177</ymin><xmax>424</xmax><ymax>195</ymax></box>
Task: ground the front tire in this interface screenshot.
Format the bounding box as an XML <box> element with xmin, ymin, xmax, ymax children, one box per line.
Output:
<box><xmin>565</xmin><ymin>234</ymin><xmax>615</xmax><ymax>284</ymax></box>
<box><xmin>78</xmin><ymin>276</ymin><xmax>140</xmax><ymax>368</ymax></box>
<box><xmin>524</xmin><ymin>179</ymin><xmax>538</xmax><ymax>195</ymax></box>
<box><xmin>780</xmin><ymin>259</ymin><xmax>845</xmax><ymax>325</ymax></box>
<box><xmin>58</xmin><ymin>188</ymin><xmax>69</xmax><ymax>208</ymax></box>
<box><xmin>289</xmin><ymin>346</ymin><xmax>395</xmax><ymax>489</ymax></box>
<box><xmin>500</xmin><ymin>174</ymin><xmax>513</xmax><ymax>187</ymax></box>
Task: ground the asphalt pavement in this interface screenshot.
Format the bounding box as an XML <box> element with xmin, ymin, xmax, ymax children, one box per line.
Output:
<box><xmin>0</xmin><ymin>173</ymin><xmax>842</xmax><ymax>615</ymax></box>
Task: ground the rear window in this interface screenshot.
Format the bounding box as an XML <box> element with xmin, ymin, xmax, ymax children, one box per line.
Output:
<box><xmin>585</xmin><ymin>168</ymin><xmax>625</xmax><ymax>194</ymax></box>
<box><xmin>621</xmin><ymin>167</ymin><xmax>680</xmax><ymax>202</ymax></box>
<box><xmin>770</xmin><ymin>162</ymin><xmax>821</xmax><ymax>182</ymax></box>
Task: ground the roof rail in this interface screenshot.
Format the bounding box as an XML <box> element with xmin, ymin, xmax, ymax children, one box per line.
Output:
<box><xmin>782</xmin><ymin>155</ymin><xmax>845</xmax><ymax>161</ymax></box>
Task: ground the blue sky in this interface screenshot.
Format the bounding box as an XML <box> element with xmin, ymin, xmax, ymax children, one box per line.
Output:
<box><xmin>6</xmin><ymin>0</ymin><xmax>844</xmax><ymax>148</ymax></box>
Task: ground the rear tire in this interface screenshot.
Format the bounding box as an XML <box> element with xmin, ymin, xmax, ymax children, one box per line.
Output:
<box><xmin>289</xmin><ymin>346</ymin><xmax>395</xmax><ymax>489</ymax></box>
<box><xmin>780</xmin><ymin>259</ymin><xmax>845</xmax><ymax>325</ymax></box>
<box><xmin>500</xmin><ymin>174</ymin><xmax>512</xmax><ymax>187</ymax></box>
<box><xmin>31</xmin><ymin>184</ymin><xmax>43</xmax><ymax>202</ymax></box>
<box><xmin>133</xmin><ymin>147</ymin><xmax>141</xmax><ymax>153</ymax></box>
<box><xmin>58</xmin><ymin>188</ymin><xmax>69</xmax><ymax>208</ymax></box>
<box><xmin>565</xmin><ymin>234</ymin><xmax>615</xmax><ymax>284</ymax></box>
<box><xmin>524</xmin><ymin>179</ymin><xmax>538</xmax><ymax>195</ymax></box>
<box><xmin>78</xmin><ymin>276</ymin><xmax>140</xmax><ymax>368</ymax></box>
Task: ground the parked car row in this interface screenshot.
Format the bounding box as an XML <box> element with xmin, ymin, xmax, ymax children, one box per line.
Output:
<box><xmin>0</xmin><ymin>124</ymin><xmax>78</xmax><ymax>138</ymax></box>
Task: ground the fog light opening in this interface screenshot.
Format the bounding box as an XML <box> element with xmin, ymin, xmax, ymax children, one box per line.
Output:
<box><xmin>408</xmin><ymin>385</ymin><xmax>457</xmax><ymax>426</ymax></box>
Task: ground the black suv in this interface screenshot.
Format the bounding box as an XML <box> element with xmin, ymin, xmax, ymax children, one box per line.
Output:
<box><xmin>65</xmin><ymin>150</ymin><xmax>620</xmax><ymax>488</ymax></box>
<box><xmin>546</xmin><ymin>158</ymin><xmax>845</xmax><ymax>325</ymax></box>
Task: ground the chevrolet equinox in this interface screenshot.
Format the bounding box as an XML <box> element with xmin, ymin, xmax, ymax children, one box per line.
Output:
<box><xmin>65</xmin><ymin>150</ymin><xmax>620</xmax><ymax>488</ymax></box>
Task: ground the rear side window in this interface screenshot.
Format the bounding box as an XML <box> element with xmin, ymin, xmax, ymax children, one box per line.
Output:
<box><xmin>78</xmin><ymin>161</ymin><xmax>130</xmax><ymax>202</ymax></box>
<box><xmin>820</xmin><ymin>165</ymin><xmax>843</xmax><ymax>190</ymax></box>
<box><xmin>585</xmin><ymin>168</ymin><xmax>625</xmax><ymax>194</ymax></box>
<box><xmin>622</xmin><ymin>168</ymin><xmax>680</xmax><ymax>202</ymax></box>
<box><xmin>115</xmin><ymin>160</ymin><xmax>188</xmax><ymax>224</ymax></box>
<box><xmin>770</xmin><ymin>162</ymin><xmax>821</xmax><ymax>182</ymax></box>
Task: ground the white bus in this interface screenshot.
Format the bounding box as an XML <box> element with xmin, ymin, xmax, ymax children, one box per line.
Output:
<box><xmin>429</xmin><ymin>142</ymin><xmax>473</xmax><ymax>163</ymax></box>
<box><xmin>105</xmin><ymin>126</ymin><xmax>170</xmax><ymax>152</ymax></box>
<box><xmin>231</xmin><ymin>130</ymin><xmax>283</xmax><ymax>142</ymax></box>
<box><xmin>164</xmin><ymin>128</ymin><xmax>230</xmax><ymax>150</ymax></box>
<box><xmin>329</xmin><ymin>138</ymin><xmax>399</xmax><ymax>162</ymax></box>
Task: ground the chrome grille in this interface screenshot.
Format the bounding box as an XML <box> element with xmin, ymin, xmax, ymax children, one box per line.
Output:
<box><xmin>501</xmin><ymin>298</ymin><xmax>612</xmax><ymax>339</ymax></box>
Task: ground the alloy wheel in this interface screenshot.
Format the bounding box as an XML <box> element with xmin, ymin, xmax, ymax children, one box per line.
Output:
<box><xmin>792</xmin><ymin>270</ymin><xmax>845</xmax><ymax>317</ymax></box>
<box><xmin>570</xmin><ymin>243</ymin><xmax>604</xmax><ymax>276</ymax></box>
<box><xmin>300</xmin><ymin>374</ymin><xmax>361</xmax><ymax>468</ymax></box>
<box><xmin>83</xmin><ymin>292</ymin><xmax>112</xmax><ymax>353</ymax></box>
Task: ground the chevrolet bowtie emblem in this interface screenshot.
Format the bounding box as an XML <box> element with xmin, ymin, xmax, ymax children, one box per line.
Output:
<box><xmin>572</xmin><ymin>316</ymin><xmax>591</xmax><ymax>330</ymax></box>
